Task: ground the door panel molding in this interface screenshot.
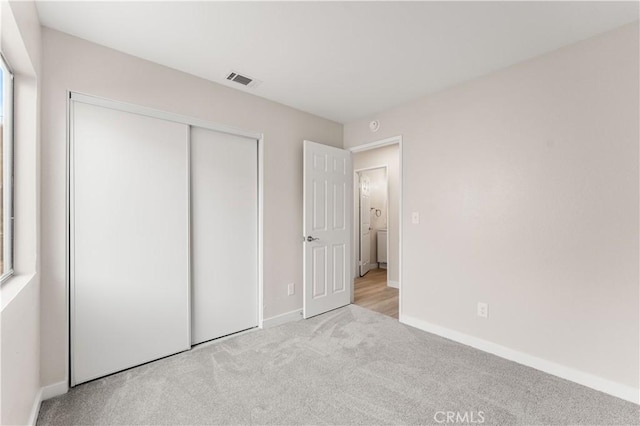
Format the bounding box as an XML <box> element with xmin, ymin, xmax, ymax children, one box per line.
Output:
<box><xmin>303</xmin><ymin>140</ymin><xmax>352</xmax><ymax>318</ymax></box>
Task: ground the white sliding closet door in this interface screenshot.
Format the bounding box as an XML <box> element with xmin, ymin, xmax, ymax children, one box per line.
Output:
<box><xmin>71</xmin><ymin>101</ymin><xmax>190</xmax><ymax>386</ymax></box>
<box><xmin>191</xmin><ymin>127</ymin><xmax>258</xmax><ymax>345</ymax></box>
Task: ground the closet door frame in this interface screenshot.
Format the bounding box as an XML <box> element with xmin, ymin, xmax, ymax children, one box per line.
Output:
<box><xmin>66</xmin><ymin>91</ymin><xmax>264</xmax><ymax>387</ymax></box>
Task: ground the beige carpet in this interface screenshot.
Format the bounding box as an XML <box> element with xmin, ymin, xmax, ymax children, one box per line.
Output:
<box><xmin>38</xmin><ymin>305</ymin><xmax>639</xmax><ymax>425</ymax></box>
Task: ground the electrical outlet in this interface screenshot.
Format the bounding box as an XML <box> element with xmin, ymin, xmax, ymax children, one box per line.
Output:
<box><xmin>412</xmin><ymin>211</ymin><xmax>420</xmax><ymax>224</ymax></box>
<box><xmin>287</xmin><ymin>283</ymin><xmax>295</xmax><ymax>296</ymax></box>
<box><xmin>477</xmin><ymin>302</ymin><xmax>488</xmax><ymax>318</ymax></box>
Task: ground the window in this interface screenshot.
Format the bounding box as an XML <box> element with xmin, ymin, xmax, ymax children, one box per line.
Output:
<box><xmin>0</xmin><ymin>53</ymin><xmax>13</xmax><ymax>282</ymax></box>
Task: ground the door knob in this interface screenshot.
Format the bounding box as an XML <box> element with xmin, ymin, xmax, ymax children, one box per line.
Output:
<box><xmin>306</xmin><ymin>236</ymin><xmax>319</xmax><ymax>242</ymax></box>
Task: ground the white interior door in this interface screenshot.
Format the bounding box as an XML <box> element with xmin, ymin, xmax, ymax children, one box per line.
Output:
<box><xmin>359</xmin><ymin>175</ymin><xmax>371</xmax><ymax>276</ymax></box>
<box><xmin>303</xmin><ymin>140</ymin><xmax>352</xmax><ymax>319</ymax></box>
<box><xmin>190</xmin><ymin>127</ymin><xmax>258</xmax><ymax>345</ymax></box>
<box><xmin>71</xmin><ymin>101</ymin><xmax>190</xmax><ymax>386</ymax></box>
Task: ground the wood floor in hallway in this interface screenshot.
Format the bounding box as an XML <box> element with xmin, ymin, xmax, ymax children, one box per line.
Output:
<box><xmin>353</xmin><ymin>268</ymin><xmax>399</xmax><ymax>319</ymax></box>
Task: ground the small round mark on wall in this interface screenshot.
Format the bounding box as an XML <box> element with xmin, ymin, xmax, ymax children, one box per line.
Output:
<box><xmin>369</xmin><ymin>120</ymin><xmax>380</xmax><ymax>132</ymax></box>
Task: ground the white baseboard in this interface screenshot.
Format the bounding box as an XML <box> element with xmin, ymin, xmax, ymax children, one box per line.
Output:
<box><xmin>262</xmin><ymin>309</ymin><xmax>303</xmax><ymax>328</ymax></box>
<box><xmin>400</xmin><ymin>314</ymin><xmax>639</xmax><ymax>405</ymax></box>
<box><xmin>387</xmin><ymin>280</ymin><xmax>399</xmax><ymax>289</ymax></box>
<box><xmin>42</xmin><ymin>380</ymin><xmax>68</xmax><ymax>400</ymax></box>
<box><xmin>27</xmin><ymin>381</ymin><xmax>68</xmax><ymax>426</ymax></box>
<box><xmin>27</xmin><ymin>388</ymin><xmax>43</xmax><ymax>426</ymax></box>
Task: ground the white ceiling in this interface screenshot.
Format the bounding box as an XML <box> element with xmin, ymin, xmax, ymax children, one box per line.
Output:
<box><xmin>36</xmin><ymin>1</ymin><xmax>639</xmax><ymax>123</ymax></box>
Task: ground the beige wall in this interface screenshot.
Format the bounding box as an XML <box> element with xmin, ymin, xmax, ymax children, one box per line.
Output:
<box><xmin>344</xmin><ymin>23</ymin><xmax>639</xmax><ymax>390</ymax></box>
<box><xmin>0</xmin><ymin>0</ymin><xmax>42</xmax><ymax>424</ymax></box>
<box><xmin>353</xmin><ymin>145</ymin><xmax>400</xmax><ymax>283</ymax></box>
<box><xmin>40</xmin><ymin>28</ymin><xmax>342</xmax><ymax>387</ymax></box>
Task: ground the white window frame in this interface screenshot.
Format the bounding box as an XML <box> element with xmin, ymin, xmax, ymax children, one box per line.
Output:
<box><xmin>1</xmin><ymin>52</ymin><xmax>14</xmax><ymax>283</ymax></box>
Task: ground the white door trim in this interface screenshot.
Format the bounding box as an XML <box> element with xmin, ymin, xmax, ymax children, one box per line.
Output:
<box><xmin>348</xmin><ymin>136</ymin><xmax>403</xmax><ymax>318</ymax></box>
<box><xmin>257</xmin><ymin>135</ymin><xmax>265</xmax><ymax>329</ymax></box>
<box><xmin>66</xmin><ymin>91</ymin><xmax>265</xmax><ymax>387</ymax></box>
<box><xmin>350</xmin><ymin>136</ymin><xmax>401</xmax><ymax>153</ymax></box>
<box><xmin>354</xmin><ymin>164</ymin><xmax>389</xmax><ymax>173</ymax></box>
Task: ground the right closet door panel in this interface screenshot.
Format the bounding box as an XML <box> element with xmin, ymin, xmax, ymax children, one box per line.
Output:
<box><xmin>191</xmin><ymin>127</ymin><xmax>258</xmax><ymax>345</ymax></box>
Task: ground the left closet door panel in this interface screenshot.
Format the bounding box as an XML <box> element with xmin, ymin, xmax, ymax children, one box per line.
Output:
<box><xmin>71</xmin><ymin>101</ymin><xmax>190</xmax><ymax>386</ymax></box>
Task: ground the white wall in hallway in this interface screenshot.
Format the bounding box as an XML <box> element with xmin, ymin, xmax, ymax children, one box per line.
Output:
<box><xmin>359</xmin><ymin>168</ymin><xmax>387</xmax><ymax>266</ymax></box>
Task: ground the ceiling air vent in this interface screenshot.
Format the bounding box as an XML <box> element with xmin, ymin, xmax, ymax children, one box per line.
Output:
<box><xmin>225</xmin><ymin>71</ymin><xmax>261</xmax><ymax>88</ymax></box>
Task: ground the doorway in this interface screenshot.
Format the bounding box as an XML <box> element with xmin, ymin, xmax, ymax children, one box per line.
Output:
<box><xmin>356</xmin><ymin>167</ymin><xmax>387</xmax><ymax>277</ymax></box>
<box><xmin>301</xmin><ymin>136</ymin><xmax>402</xmax><ymax>321</ymax></box>
<box><xmin>350</xmin><ymin>137</ymin><xmax>401</xmax><ymax>320</ymax></box>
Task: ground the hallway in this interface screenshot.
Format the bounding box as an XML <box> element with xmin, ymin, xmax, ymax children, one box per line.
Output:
<box><xmin>353</xmin><ymin>268</ymin><xmax>399</xmax><ymax>319</ymax></box>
